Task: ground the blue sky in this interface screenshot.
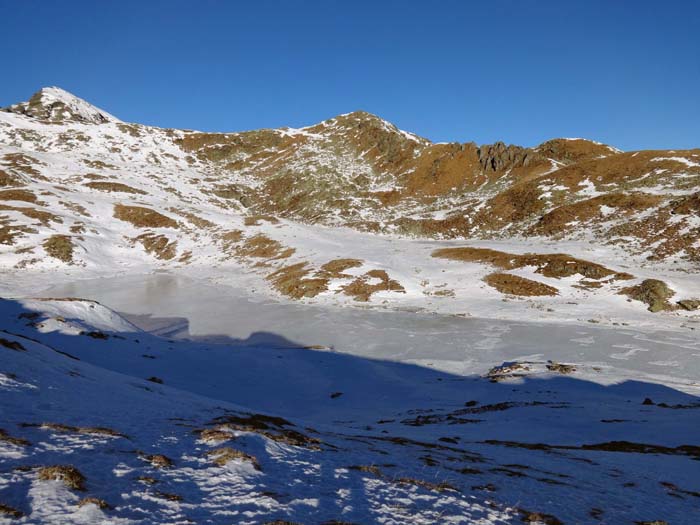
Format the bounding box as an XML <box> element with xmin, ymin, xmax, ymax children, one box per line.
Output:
<box><xmin>1</xmin><ymin>0</ymin><xmax>698</xmax><ymax>150</ymax></box>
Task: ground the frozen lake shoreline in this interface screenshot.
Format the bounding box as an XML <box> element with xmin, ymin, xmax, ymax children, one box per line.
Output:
<box><xmin>40</xmin><ymin>271</ymin><xmax>700</xmax><ymax>394</ymax></box>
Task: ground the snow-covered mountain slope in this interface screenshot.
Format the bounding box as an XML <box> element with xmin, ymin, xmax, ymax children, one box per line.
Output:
<box><xmin>1</xmin><ymin>87</ymin><xmax>699</xmax><ymax>524</ymax></box>
<box><xmin>1</xmin><ymin>297</ymin><xmax>699</xmax><ymax>524</ymax></box>
<box><xmin>0</xmin><ymin>87</ymin><xmax>699</xmax><ymax>328</ymax></box>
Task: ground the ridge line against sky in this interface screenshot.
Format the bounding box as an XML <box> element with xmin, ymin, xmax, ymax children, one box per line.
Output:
<box><xmin>1</xmin><ymin>0</ymin><xmax>698</xmax><ymax>151</ymax></box>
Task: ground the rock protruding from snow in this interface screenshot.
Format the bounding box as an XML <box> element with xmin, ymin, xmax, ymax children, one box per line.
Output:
<box><xmin>2</xmin><ymin>87</ymin><xmax>120</xmax><ymax>124</ymax></box>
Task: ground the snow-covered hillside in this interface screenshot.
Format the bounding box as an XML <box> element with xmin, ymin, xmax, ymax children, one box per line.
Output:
<box><xmin>0</xmin><ymin>87</ymin><xmax>699</xmax><ymax>327</ymax></box>
<box><xmin>1</xmin><ymin>88</ymin><xmax>699</xmax><ymax>524</ymax></box>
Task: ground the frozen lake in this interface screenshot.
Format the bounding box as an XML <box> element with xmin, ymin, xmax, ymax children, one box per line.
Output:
<box><xmin>42</xmin><ymin>272</ymin><xmax>700</xmax><ymax>392</ymax></box>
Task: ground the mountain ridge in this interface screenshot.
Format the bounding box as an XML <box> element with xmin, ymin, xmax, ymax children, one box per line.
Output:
<box><xmin>1</xmin><ymin>86</ymin><xmax>699</xmax><ymax>323</ymax></box>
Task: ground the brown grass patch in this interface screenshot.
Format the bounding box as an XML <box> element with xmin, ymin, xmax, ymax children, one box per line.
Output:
<box><xmin>530</xmin><ymin>192</ymin><xmax>664</xmax><ymax>236</ymax></box>
<box><xmin>340</xmin><ymin>269</ymin><xmax>405</xmax><ymax>301</ymax></box>
<box><xmin>0</xmin><ymin>224</ymin><xmax>36</xmax><ymax>245</ymax></box>
<box><xmin>244</xmin><ymin>214</ymin><xmax>279</xmax><ymax>226</ymax></box>
<box><xmin>0</xmin><ymin>189</ymin><xmax>39</xmax><ymax>203</ymax></box>
<box><xmin>43</xmin><ymin>235</ymin><xmax>75</xmax><ymax>263</ymax></box>
<box><xmin>619</xmin><ymin>279</ymin><xmax>676</xmax><ymax>312</ymax></box>
<box><xmin>483</xmin><ymin>273</ymin><xmax>558</xmax><ymax>296</ymax></box>
<box><xmin>135</xmin><ymin>233</ymin><xmax>177</xmax><ymax>260</ymax></box>
<box><xmin>113</xmin><ymin>204</ymin><xmax>178</xmax><ymax>229</ymax></box>
<box><xmin>267</xmin><ymin>263</ymin><xmax>329</xmax><ymax>299</ymax></box>
<box><xmin>0</xmin><ymin>204</ymin><xmax>61</xmax><ymax>226</ymax></box>
<box><xmin>0</xmin><ymin>169</ymin><xmax>23</xmax><ymax>187</ymax></box>
<box><xmin>168</xmin><ymin>208</ymin><xmax>216</xmax><ymax>229</ymax></box>
<box><xmin>317</xmin><ymin>258</ymin><xmax>363</xmax><ymax>278</ymax></box>
<box><xmin>84</xmin><ymin>181</ymin><xmax>146</xmax><ymax>195</ymax></box>
<box><xmin>433</xmin><ymin>246</ymin><xmax>631</xmax><ymax>281</ymax></box>
<box><xmin>207</xmin><ymin>447</ymin><xmax>261</xmax><ymax>470</ymax></box>
<box><xmin>0</xmin><ymin>168</ymin><xmax>22</xmax><ymax>187</ymax></box>
<box><xmin>37</xmin><ymin>465</ymin><xmax>86</xmax><ymax>491</ymax></box>
<box><xmin>237</xmin><ymin>234</ymin><xmax>294</xmax><ymax>259</ymax></box>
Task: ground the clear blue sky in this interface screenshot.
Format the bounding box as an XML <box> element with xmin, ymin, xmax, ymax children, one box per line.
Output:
<box><xmin>1</xmin><ymin>0</ymin><xmax>698</xmax><ymax>150</ymax></box>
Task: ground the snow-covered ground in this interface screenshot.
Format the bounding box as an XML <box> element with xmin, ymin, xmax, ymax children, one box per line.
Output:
<box><xmin>1</xmin><ymin>88</ymin><xmax>699</xmax><ymax>524</ymax></box>
<box><xmin>1</xmin><ymin>274</ymin><xmax>699</xmax><ymax>524</ymax></box>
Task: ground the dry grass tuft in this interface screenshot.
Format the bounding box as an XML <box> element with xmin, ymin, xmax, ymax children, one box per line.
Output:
<box><xmin>546</xmin><ymin>361</ymin><xmax>576</xmax><ymax>374</ymax></box>
<box><xmin>483</xmin><ymin>273</ymin><xmax>558</xmax><ymax>297</ymax></box>
<box><xmin>43</xmin><ymin>235</ymin><xmax>75</xmax><ymax>263</ymax></box>
<box><xmin>113</xmin><ymin>204</ymin><xmax>178</xmax><ymax>229</ymax></box>
<box><xmin>196</xmin><ymin>428</ymin><xmax>233</xmax><ymax>443</ymax></box>
<box><xmin>84</xmin><ymin>181</ymin><xmax>146</xmax><ymax>194</ymax></box>
<box><xmin>207</xmin><ymin>447</ymin><xmax>261</xmax><ymax>470</ymax></box>
<box><xmin>140</xmin><ymin>453</ymin><xmax>173</xmax><ymax>469</ymax></box>
<box><xmin>37</xmin><ymin>465</ymin><xmax>86</xmax><ymax>491</ymax></box>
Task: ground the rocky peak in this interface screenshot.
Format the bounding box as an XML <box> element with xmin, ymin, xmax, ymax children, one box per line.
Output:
<box><xmin>2</xmin><ymin>87</ymin><xmax>120</xmax><ymax>124</ymax></box>
<box><xmin>477</xmin><ymin>141</ymin><xmax>539</xmax><ymax>172</ymax></box>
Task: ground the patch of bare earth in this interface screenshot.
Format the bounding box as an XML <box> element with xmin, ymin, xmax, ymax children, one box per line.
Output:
<box><xmin>483</xmin><ymin>272</ymin><xmax>558</xmax><ymax>296</ymax></box>
<box><xmin>113</xmin><ymin>204</ymin><xmax>178</xmax><ymax>228</ymax></box>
